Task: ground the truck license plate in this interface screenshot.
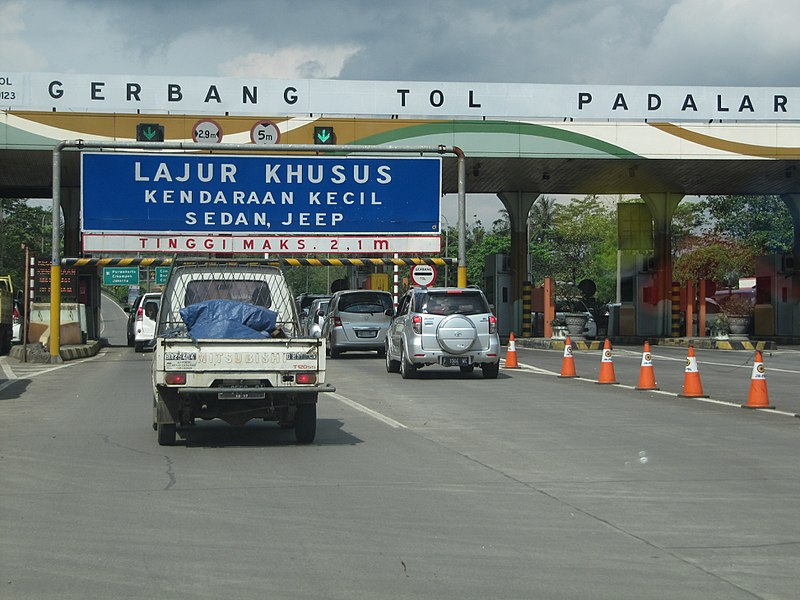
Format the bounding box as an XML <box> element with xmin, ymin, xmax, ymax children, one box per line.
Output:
<box><xmin>441</xmin><ymin>356</ymin><xmax>471</xmax><ymax>367</ymax></box>
<box><xmin>218</xmin><ymin>391</ymin><xmax>266</xmax><ymax>400</ymax></box>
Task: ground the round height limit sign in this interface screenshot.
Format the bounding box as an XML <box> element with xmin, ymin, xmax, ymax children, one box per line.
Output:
<box><xmin>193</xmin><ymin>119</ymin><xmax>222</xmax><ymax>143</ymax></box>
<box><xmin>411</xmin><ymin>264</ymin><xmax>437</xmax><ymax>287</ymax></box>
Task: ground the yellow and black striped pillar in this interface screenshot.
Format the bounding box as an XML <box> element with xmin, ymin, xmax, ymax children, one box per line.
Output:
<box><xmin>671</xmin><ymin>281</ymin><xmax>681</xmax><ymax>337</ymax></box>
<box><xmin>522</xmin><ymin>281</ymin><xmax>532</xmax><ymax>337</ymax></box>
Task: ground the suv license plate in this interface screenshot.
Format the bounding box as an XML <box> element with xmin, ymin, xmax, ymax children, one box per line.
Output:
<box><xmin>355</xmin><ymin>329</ymin><xmax>378</xmax><ymax>338</ymax></box>
<box><xmin>441</xmin><ymin>356</ymin><xmax>471</xmax><ymax>367</ymax></box>
<box><xmin>218</xmin><ymin>391</ymin><xmax>266</xmax><ymax>400</ymax></box>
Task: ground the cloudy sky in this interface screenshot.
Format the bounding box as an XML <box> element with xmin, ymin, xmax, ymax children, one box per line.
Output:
<box><xmin>4</xmin><ymin>0</ymin><xmax>800</xmax><ymax>85</ymax></box>
<box><xmin>4</xmin><ymin>0</ymin><xmax>799</xmax><ymax>221</ymax></box>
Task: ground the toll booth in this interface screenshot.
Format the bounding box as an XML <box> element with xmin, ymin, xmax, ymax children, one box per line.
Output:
<box><xmin>755</xmin><ymin>253</ymin><xmax>797</xmax><ymax>336</ymax></box>
<box><xmin>484</xmin><ymin>253</ymin><xmax>512</xmax><ymax>337</ymax></box>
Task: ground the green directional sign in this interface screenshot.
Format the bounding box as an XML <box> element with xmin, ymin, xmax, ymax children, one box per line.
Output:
<box><xmin>103</xmin><ymin>267</ymin><xmax>140</xmax><ymax>286</ymax></box>
<box><xmin>136</xmin><ymin>123</ymin><xmax>165</xmax><ymax>142</ymax></box>
<box><xmin>314</xmin><ymin>126</ymin><xmax>336</xmax><ymax>145</ymax></box>
<box><xmin>155</xmin><ymin>266</ymin><xmax>171</xmax><ymax>285</ymax></box>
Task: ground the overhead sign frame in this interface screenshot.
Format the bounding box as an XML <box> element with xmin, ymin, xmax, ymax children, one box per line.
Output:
<box><xmin>81</xmin><ymin>152</ymin><xmax>442</xmax><ymax>240</ymax></box>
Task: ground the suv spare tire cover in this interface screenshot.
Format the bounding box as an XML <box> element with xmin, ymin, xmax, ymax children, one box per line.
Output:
<box><xmin>436</xmin><ymin>315</ymin><xmax>477</xmax><ymax>354</ymax></box>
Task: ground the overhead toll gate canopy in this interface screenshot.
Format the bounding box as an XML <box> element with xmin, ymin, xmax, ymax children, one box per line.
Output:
<box><xmin>3</xmin><ymin>72</ymin><xmax>800</xmax><ymax>197</ymax></box>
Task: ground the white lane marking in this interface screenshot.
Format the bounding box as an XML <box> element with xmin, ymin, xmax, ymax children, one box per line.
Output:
<box><xmin>0</xmin><ymin>352</ymin><xmax>107</xmax><ymax>393</ymax></box>
<box><xmin>330</xmin><ymin>392</ymin><xmax>408</xmax><ymax>429</ymax></box>
<box><xmin>1</xmin><ymin>359</ymin><xmax>15</xmax><ymax>380</ymax></box>
<box><xmin>507</xmin><ymin>360</ymin><xmax>798</xmax><ymax>418</ymax></box>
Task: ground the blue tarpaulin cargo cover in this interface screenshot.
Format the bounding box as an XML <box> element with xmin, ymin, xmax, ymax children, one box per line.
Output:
<box><xmin>180</xmin><ymin>300</ymin><xmax>279</xmax><ymax>339</ymax></box>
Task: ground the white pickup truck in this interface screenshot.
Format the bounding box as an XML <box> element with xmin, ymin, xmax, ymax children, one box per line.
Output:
<box><xmin>151</xmin><ymin>261</ymin><xmax>335</xmax><ymax>446</ymax></box>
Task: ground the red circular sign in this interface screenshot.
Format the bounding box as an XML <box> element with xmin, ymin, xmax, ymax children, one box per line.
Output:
<box><xmin>411</xmin><ymin>264</ymin><xmax>437</xmax><ymax>287</ymax></box>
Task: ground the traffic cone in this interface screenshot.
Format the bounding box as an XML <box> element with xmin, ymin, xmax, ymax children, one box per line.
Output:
<box><xmin>559</xmin><ymin>336</ymin><xmax>578</xmax><ymax>378</ymax></box>
<box><xmin>596</xmin><ymin>339</ymin><xmax>618</xmax><ymax>384</ymax></box>
<box><xmin>679</xmin><ymin>346</ymin><xmax>708</xmax><ymax>398</ymax></box>
<box><xmin>504</xmin><ymin>332</ymin><xmax>519</xmax><ymax>368</ymax></box>
<box><xmin>742</xmin><ymin>350</ymin><xmax>775</xmax><ymax>409</ymax></box>
<box><xmin>635</xmin><ymin>341</ymin><xmax>659</xmax><ymax>390</ymax></box>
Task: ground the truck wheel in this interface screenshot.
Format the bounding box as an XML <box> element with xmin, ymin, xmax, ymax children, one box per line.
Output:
<box><xmin>294</xmin><ymin>403</ymin><xmax>316</xmax><ymax>444</ymax></box>
<box><xmin>157</xmin><ymin>422</ymin><xmax>177</xmax><ymax>446</ymax></box>
<box><xmin>482</xmin><ymin>361</ymin><xmax>500</xmax><ymax>379</ymax></box>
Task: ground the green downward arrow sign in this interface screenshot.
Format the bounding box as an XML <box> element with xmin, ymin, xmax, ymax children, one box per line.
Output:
<box><xmin>316</xmin><ymin>129</ymin><xmax>331</xmax><ymax>143</ymax></box>
<box><xmin>143</xmin><ymin>127</ymin><xmax>157</xmax><ymax>140</ymax></box>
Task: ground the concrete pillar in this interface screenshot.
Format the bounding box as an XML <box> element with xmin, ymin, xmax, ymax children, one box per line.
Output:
<box><xmin>780</xmin><ymin>195</ymin><xmax>800</xmax><ymax>335</ymax></box>
<box><xmin>641</xmin><ymin>193</ymin><xmax>684</xmax><ymax>337</ymax></box>
<box><xmin>497</xmin><ymin>192</ymin><xmax>539</xmax><ymax>335</ymax></box>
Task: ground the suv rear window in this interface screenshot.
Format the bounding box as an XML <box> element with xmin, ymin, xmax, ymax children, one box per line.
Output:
<box><xmin>415</xmin><ymin>291</ymin><xmax>489</xmax><ymax>315</ymax></box>
<box><xmin>337</xmin><ymin>292</ymin><xmax>392</xmax><ymax>313</ymax></box>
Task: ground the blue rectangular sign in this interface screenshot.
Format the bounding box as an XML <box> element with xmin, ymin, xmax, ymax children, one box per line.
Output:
<box><xmin>81</xmin><ymin>153</ymin><xmax>441</xmax><ymax>235</ymax></box>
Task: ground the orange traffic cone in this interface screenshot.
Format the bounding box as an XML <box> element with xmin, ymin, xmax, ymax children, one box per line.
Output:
<box><xmin>742</xmin><ymin>350</ymin><xmax>775</xmax><ymax>409</ymax></box>
<box><xmin>504</xmin><ymin>332</ymin><xmax>519</xmax><ymax>368</ymax></box>
<box><xmin>635</xmin><ymin>341</ymin><xmax>659</xmax><ymax>390</ymax></box>
<box><xmin>559</xmin><ymin>336</ymin><xmax>578</xmax><ymax>378</ymax></box>
<box><xmin>596</xmin><ymin>339</ymin><xmax>618</xmax><ymax>384</ymax></box>
<box><xmin>679</xmin><ymin>346</ymin><xmax>708</xmax><ymax>398</ymax></box>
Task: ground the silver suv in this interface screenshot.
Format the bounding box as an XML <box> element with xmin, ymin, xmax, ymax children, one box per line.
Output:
<box><xmin>385</xmin><ymin>287</ymin><xmax>501</xmax><ymax>379</ymax></box>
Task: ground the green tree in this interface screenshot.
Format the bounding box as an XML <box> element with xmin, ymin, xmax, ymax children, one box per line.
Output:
<box><xmin>0</xmin><ymin>198</ymin><xmax>54</xmax><ymax>293</ymax></box>
<box><xmin>673</xmin><ymin>237</ymin><xmax>755</xmax><ymax>286</ymax></box>
<box><xmin>549</xmin><ymin>195</ymin><xmax>617</xmax><ymax>303</ymax></box>
<box><xmin>698</xmin><ymin>195</ymin><xmax>792</xmax><ymax>253</ymax></box>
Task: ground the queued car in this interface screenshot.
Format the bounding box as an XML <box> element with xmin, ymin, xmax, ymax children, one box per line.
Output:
<box><xmin>303</xmin><ymin>298</ymin><xmax>330</xmax><ymax>337</ymax></box>
<box><xmin>385</xmin><ymin>286</ymin><xmax>501</xmax><ymax>379</ymax></box>
<box><xmin>133</xmin><ymin>292</ymin><xmax>161</xmax><ymax>352</ymax></box>
<box><xmin>322</xmin><ymin>289</ymin><xmax>393</xmax><ymax>357</ymax></box>
<box><xmin>12</xmin><ymin>300</ymin><xmax>22</xmax><ymax>343</ymax></box>
<box><xmin>295</xmin><ymin>293</ymin><xmax>331</xmax><ymax>324</ymax></box>
<box><xmin>126</xmin><ymin>294</ymin><xmax>145</xmax><ymax>347</ymax></box>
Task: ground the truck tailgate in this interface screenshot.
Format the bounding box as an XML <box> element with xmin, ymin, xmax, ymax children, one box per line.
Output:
<box><xmin>159</xmin><ymin>338</ymin><xmax>324</xmax><ymax>374</ymax></box>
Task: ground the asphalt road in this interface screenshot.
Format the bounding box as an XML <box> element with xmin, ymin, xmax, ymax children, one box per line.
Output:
<box><xmin>1</xmin><ymin>341</ymin><xmax>799</xmax><ymax>599</ymax></box>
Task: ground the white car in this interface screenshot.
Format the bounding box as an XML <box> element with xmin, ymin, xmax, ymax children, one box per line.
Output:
<box><xmin>134</xmin><ymin>292</ymin><xmax>161</xmax><ymax>352</ymax></box>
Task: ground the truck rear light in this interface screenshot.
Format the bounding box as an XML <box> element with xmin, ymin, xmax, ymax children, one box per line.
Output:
<box><xmin>489</xmin><ymin>315</ymin><xmax>497</xmax><ymax>334</ymax></box>
<box><xmin>165</xmin><ymin>372</ymin><xmax>187</xmax><ymax>385</ymax></box>
<box><xmin>296</xmin><ymin>373</ymin><xmax>317</xmax><ymax>385</ymax></box>
<box><xmin>333</xmin><ymin>316</ymin><xmax>342</xmax><ymax>327</ymax></box>
<box><xmin>136</xmin><ymin>306</ymin><xmax>144</xmax><ymax>322</ymax></box>
<box><xmin>412</xmin><ymin>315</ymin><xmax>422</xmax><ymax>334</ymax></box>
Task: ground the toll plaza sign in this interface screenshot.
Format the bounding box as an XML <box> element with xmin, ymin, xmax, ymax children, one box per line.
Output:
<box><xmin>81</xmin><ymin>153</ymin><xmax>441</xmax><ymax>253</ymax></box>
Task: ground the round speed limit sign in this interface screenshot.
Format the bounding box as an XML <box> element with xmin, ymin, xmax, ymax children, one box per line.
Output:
<box><xmin>251</xmin><ymin>120</ymin><xmax>281</xmax><ymax>145</ymax></box>
<box><xmin>411</xmin><ymin>264</ymin><xmax>437</xmax><ymax>287</ymax></box>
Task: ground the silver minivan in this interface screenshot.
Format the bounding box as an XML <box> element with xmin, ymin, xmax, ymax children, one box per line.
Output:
<box><xmin>386</xmin><ymin>287</ymin><xmax>501</xmax><ymax>378</ymax></box>
<box><xmin>322</xmin><ymin>290</ymin><xmax>394</xmax><ymax>357</ymax></box>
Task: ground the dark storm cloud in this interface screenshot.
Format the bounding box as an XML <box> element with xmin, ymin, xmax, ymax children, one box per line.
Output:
<box><xmin>5</xmin><ymin>0</ymin><xmax>800</xmax><ymax>85</ymax></box>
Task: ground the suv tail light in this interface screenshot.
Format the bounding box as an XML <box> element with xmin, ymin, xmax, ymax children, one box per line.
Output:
<box><xmin>489</xmin><ymin>315</ymin><xmax>497</xmax><ymax>334</ymax></box>
<box><xmin>333</xmin><ymin>316</ymin><xmax>343</xmax><ymax>327</ymax></box>
<box><xmin>412</xmin><ymin>315</ymin><xmax>422</xmax><ymax>334</ymax></box>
